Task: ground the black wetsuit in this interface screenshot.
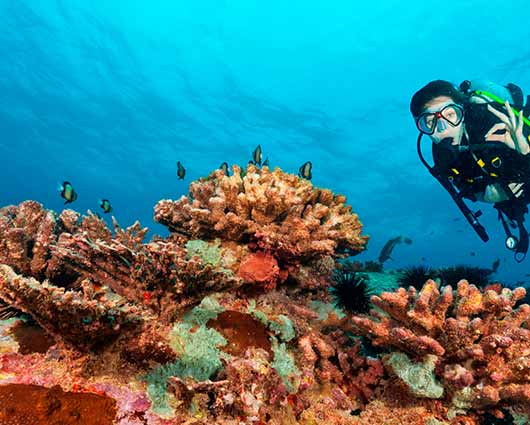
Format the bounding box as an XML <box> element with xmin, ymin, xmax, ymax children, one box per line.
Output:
<box><xmin>432</xmin><ymin>101</ymin><xmax>530</xmax><ymax>204</ymax></box>
<box><xmin>427</xmin><ymin>89</ymin><xmax>530</xmax><ymax>257</ymax></box>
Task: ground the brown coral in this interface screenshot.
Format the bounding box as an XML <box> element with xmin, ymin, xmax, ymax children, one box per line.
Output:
<box><xmin>0</xmin><ymin>383</ymin><xmax>117</xmax><ymax>425</ymax></box>
<box><xmin>0</xmin><ymin>201</ymin><xmax>59</xmax><ymax>279</ymax></box>
<box><xmin>49</xmin><ymin>233</ymin><xmax>243</xmax><ymax>320</ymax></box>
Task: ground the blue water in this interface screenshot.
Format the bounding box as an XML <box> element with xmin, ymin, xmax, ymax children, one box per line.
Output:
<box><xmin>1</xmin><ymin>0</ymin><xmax>530</xmax><ymax>285</ymax></box>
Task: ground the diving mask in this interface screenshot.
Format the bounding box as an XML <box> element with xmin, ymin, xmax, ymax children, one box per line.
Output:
<box><xmin>416</xmin><ymin>103</ymin><xmax>464</xmax><ymax>135</ymax></box>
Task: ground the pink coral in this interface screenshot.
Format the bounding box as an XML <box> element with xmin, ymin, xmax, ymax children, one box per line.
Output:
<box><xmin>352</xmin><ymin>279</ymin><xmax>530</xmax><ymax>413</ymax></box>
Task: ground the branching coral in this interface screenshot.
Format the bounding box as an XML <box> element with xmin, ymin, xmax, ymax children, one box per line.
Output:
<box><xmin>154</xmin><ymin>164</ymin><xmax>368</xmax><ymax>263</ymax></box>
<box><xmin>352</xmin><ymin>279</ymin><xmax>530</xmax><ymax>415</ymax></box>
<box><xmin>49</xmin><ymin>234</ymin><xmax>244</xmax><ymax>322</ymax></box>
<box><xmin>0</xmin><ymin>201</ymin><xmax>59</xmax><ymax>279</ymax></box>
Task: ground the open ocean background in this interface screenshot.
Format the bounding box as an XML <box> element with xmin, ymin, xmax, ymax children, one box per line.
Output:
<box><xmin>1</xmin><ymin>0</ymin><xmax>529</xmax><ymax>285</ymax></box>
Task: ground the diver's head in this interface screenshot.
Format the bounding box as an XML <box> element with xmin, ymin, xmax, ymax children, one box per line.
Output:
<box><xmin>411</xmin><ymin>80</ymin><xmax>466</xmax><ymax>145</ymax></box>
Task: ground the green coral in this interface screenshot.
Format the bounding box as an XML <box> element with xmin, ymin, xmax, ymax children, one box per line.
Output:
<box><xmin>185</xmin><ymin>239</ymin><xmax>222</xmax><ymax>266</ymax></box>
<box><xmin>385</xmin><ymin>352</ymin><xmax>444</xmax><ymax>399</ymax></box>
<box><xmin>183</xmin><ymin>295</ymin><xmax>224</xmax><ymax>326</ymax></box>
<box><xmin>185</xmin><ymin>239</ymin><xmax>234</xmax><ymax>277</ymax></box>
<box><xmin>168</xmin><ymin>323</ymin><xmax>228</xmax><ymax>380</ymax></box>
<box><xmin>310</xmin><ymin>300</ymin><xmax>345</xmax><ymax>321</ymax></box>
<box><xmin>447</xmin><ymin>387</ymin><xmax>474</xmax><ymax>419</ymax></box>
<box><xmin>247</xmin><ymin>300</ymin><xmax>295</xmax><ymax>341</ymax></box>
<box><xmin>268</xmin><ymin>315</ymin><xmax>295</xmax><ymax>342</ymax></box>
<box><xmin>143</xmin><ymin>297</ymin><xmax>229</xmax><ymax>417</ymax></box>
<box><xmin>246</xmin><ymin>300</ymin><xmax>268</xmax><ymax>322</ymax></box>
<box><xmin>144</xmin><ymin>363</ymin><xmax>179</xmax><ymax>418</ymax></box>
<box><xmin>511</xmin><ymin>412</ymin><xmax>530</xmax><ymax>425</ymax></box>
<box><xmin>271</xmin><ymin>338</ymin><xmax>300</xmax><ymax>393</ymax></box>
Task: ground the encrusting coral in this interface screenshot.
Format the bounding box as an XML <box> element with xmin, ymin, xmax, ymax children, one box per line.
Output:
<box><xmin>0</xmin><ymin>164</ymin><xmax>384</xmax><ymax>424</ymax></box>
<box><xmin>351</xmin><ymin>279</ymin><xmax>530</xmax><ymax>420</ymax></box>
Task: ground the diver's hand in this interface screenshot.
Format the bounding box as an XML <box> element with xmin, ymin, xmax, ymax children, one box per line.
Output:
<box><xmin>508</xmin><ymin>182</ymin><xmax>525</xmax><ymax>198</ymax></box>
<box><xmin>487</xmin><ymin>101</ymin><xmax>529</xmax><ymax>155</ymax></box>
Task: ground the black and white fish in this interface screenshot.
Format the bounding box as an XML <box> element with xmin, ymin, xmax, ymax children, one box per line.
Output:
<box><xmin>298</xmin><ymin>161</ymin><xmax>312</xmax><ymax>180</ymax></box>
<box><xmin>59</xmin><ymin>181</ymin><xmax>77</xmax><ymax>204</ymax></box>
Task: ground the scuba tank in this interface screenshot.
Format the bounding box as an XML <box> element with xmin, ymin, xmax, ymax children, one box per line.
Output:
<box><xmin>460</xmin><ymin>80</ymin><xmax>516</xmax><ymax>106</ymax></box>
<box><xmin>418</xmin><ymin>80</ymin><xmax>530</xmax><ymax>261</ymax></box>
<box><xmin>460</xmin><ymin>79</ymin><xmax>530</xmax><ymax>129</ymax></box>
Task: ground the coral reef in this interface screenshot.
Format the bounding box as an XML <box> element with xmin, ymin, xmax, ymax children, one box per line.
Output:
<box><xmin>352</xmin><ymin>279</ymin><xmax>530</xmax><ymax>420</ymax></box>
<box><xmin>0</xmin><ymin>164</ymin><xmax>381</xmax><ymax>424</ymax></box>
<box><xmin>3</xmin><ymin>164</ymin><xmax>530</xmax><ymax>423</ymax></box>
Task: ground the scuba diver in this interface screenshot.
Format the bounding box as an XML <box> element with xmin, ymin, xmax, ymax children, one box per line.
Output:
<box><xmin>411</xmin><ymin>80</ymin><xmax>530</xmax><ymax>261</ymax></box>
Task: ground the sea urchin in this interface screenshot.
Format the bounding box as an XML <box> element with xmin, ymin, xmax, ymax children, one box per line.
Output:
<box><xmin>329</xmin><ymin>270</ymin><xmax>371</xmax><ymax>314</ymax></box>
<box><xmin>397</xmin><ymin>265</ymin><xmax>436</xmax><ymax>290</ymax></box>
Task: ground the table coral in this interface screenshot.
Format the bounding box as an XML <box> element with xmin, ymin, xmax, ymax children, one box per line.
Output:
<box><xmin>0</xmin><ymin>264</ymin><xmax>143</xmax><ymax>351</ymax></box>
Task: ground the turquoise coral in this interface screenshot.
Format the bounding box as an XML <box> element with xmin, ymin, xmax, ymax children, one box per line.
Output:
<box><xmin>247</xmin><ymin>299</ymin><xmax>296</xmax><ymax>342</ymax></box>
<box><xmin>145</xmin><ymin>322</ymin><xmax>228</xmax><ymax>416</ymax></box>
<box><xmin>183</xmin><ymin>295</ymin><xmax>225</xmax><ymax>326</ymax></box>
